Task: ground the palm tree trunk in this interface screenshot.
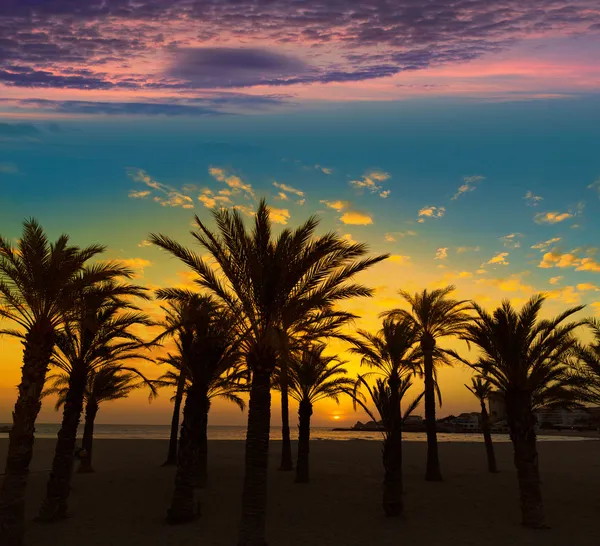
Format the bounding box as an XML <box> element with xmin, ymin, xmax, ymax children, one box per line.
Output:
<box><xmin>237</xmin><ymin>362</ymin><xmax>273</xmax><ymax>546</ymax></box>
<box><xmin>163</xmin><ymin>371</ymin><xmax>186</xmax><ymax>467</ymax></box>
<box><xmin>166</xmin><ymin>384</ymin><xmax>207</xmax><ymax>524</ymax></box>
<box><xmin>0</xmin><ymin>326</ymin><xmax>54</xmax><ymax>546</ymax></box>
<box><xmin>423</xmin><ymin>347</ymin><xmax>442</xmax><ymax>481</ymax></box>
<box><xmin>506</xmin><ymin>390</ymin><xmax>545</xmax><ymax>528</ymax></box>
<box><xmin>193</xmin><ymin>402</ymin><xmax>209</xmax><ymax>489</ymax></box>
<box><xmin>78</xmin><ymin>399</ymin><xmax>98</xmax><ymax>473</ymax></box>
<box><xmin>480</xmin><ymin>401</ymin><xmax>498</xmax><ymax>474</ymax></box>
<box><xmin>295</xmin><ymin>399</ymin><xmax>312</xmax><ymax>484</ymax></box>
<box><xmin>382</xmin><ymin>374</ymin><xmax>403</xmax><ymax>516</ymax></box>
<box><xmin>37</xmin><ymin>365</ymin><xmax>87</xmax><ymax>521</ymax></box>
<box><xmin>278</xmin><ymin>353</ymin><xmax>293</xmax><ymax>471</ymax></box>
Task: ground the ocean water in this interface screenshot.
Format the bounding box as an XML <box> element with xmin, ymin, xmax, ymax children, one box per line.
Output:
<box><xmin>0</xmin><ymin>424</ymin><xmax>594</xmax><ymax>442</ymax></box>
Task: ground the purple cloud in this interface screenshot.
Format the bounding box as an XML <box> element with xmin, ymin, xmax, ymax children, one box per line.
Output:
<box><xmin>0</xmin><ymin>0</ymin><xmax>599</xmax><ymax>92</ymax></box>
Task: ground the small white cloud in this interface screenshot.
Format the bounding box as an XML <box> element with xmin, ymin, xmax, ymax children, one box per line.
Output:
<box><xmin>379</xmin><ymin>190</ymin><xmax>391</xmax><ymax>199</ymax></box>
<box><xmin>501</xmin><ymin>233</ymin><xmax>522</xmax><ymax>249</ymax></box>
<box><xmin>549</xmin><ymin>276</ymin><xmax>563</xmax><ymax>285</ymax></box>
<box><xmin>340</xmin><ymin>211</ymin><xmax>373</xmax><ymax>225</ymax></box>
<box><xmin>435</xmin><ymin>247</ymin><xmax>448</xmax><ymax>260</ymax></box>
<box><xmin>524</xmin><ymin>190</ymin><xmax>543</xmax><ymax>206</ymax></box>
<box><xmin>418</xmin><ymin>205</ymin><xmax>445</xmax><ymax>222</ymax></box>
<box><xmin>129</xmin><ymin>190</ymin><xmax>151</xmax><ymax>199</ymax></box>
<box><xmin>296</xmin><ymin>199</ymin><xmax>306</xmax><ymax>206</ymax></box>
<box><xmin>451</xmin><ymin>175</ymin><xmax>485</xmax><ymax>201</ymax></box>
<box><xmin>534</xmin><ymin>211</ymin><xmax>573</xmax><ymax>224</ymax></box>
<box><xmin>341</xmin><ymin>233</ymin><xmax>357</xmax><ymax>244</ymax></box>
<box><xmin>137</xmin><ymin>240</ymin><xmax>152</xmax><ymax>248</ymax></box>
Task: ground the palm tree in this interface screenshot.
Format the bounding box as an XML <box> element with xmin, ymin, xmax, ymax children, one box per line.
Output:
<box><xmin>273</xmin><ymin>344</ymin><xmax>352</xmax><ymax>484</ymax></box>
<box><xmin>155</xmin><ymin>354</ymin><xmax>189</xmax><ymax>467</ymax></box>
<box><xmin>45</xmin><ymin>365</ymin><xmax>156</xmax><ymax>474</ymax></box>
<box><xmin>461</xmin><ymin>295</ymin><xmax>584</xmax><ymax>528</ymax></box>
<box><xmin>150</xmin><ymin>200</ymin><xmax>387</xmax><ymax>546</ymax></box>
<box><xmin>154</xmin><ymin>289</ymin><xmax>245</xmax><ymax>524</ymax></box>
<box><xmin>37</xmin><ymin>281</ymin><xmax>152</xmax><ymax>521</ymax></box>
<box><xmin>465</xmin><ymin>375</ymin><xmax>498</xmax><ymax>473</ymax></box>
<box><xmin>572</xmin><ymin>318</ymin><xmax>600</xmax><ymax>406</ymax></box>
<box><xmin>349</xmin><ymin>317</ymin><xmax>420</xmax><ymax>516</ymax></box>
<box><xmin>350</xmin><ymin>375</ymin><xmax>423</xmax><ymax>515</ymax></box>
<box><xmin>0</xmin><ymin>219</ymin><xmax>133</xmax><ymax>545</ymax></box>
<box><xmin>384</xmin><ymin>286</ymin><xmax>471</xmax><ymax>481</ymax></box>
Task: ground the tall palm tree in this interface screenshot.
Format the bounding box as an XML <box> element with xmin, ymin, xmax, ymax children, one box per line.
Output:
<box><xmin>350</xmin><ymin>375</ymin><xmax>423</xmax><ymax>514</ymax></box>
<box><xmin>273</xmin><ymin>344</ymin><xmax>352</xmax><ymax>484</ymax></box>
<box><xmin>0</xmin><ymin>219</ymin><xmax>133</xmax><ymax>545</ymax></box>
<box><xmin>465</xmin><ymin>375</ymin><xmax>498</xmax><ymax>473</ymax></box>
<box><xmin>45</xmin><ymin>365</ymin><xmax>156</xmax><ymax>474</ymax></box>
<box><xmin>155</xmin><ymin>354</ymin><xmax>189</xmax><ymax>467</ymax></box>
<box><xmin>383</xmin><ymin>286</ymin><xmax>471</xmax><ymax>481</ymax></box>
<box><xmin>461</xmin><ymin>295</ymin><xmax>584</xmax><ymax>528</ymax></box>
<box><xmin>37</xmin><ymin>281</ymin><xmax>152</xmax><ymax>521</ymax></box>
<box><xmin>154</xmin><ymin>289</ymin><xmax>245</xmax><ymax>524</ymax></box>
<box><xmin>349</xmin><ymin>317</ymin><xmax>420</xmax><ymax>516</ymax></box>
<box><xmin>150</xmin><ymin>200</ymin><xmax>387</xmax><ymax>546</ymax></box>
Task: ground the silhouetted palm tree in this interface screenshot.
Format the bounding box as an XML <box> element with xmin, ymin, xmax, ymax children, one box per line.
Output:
<box><xmin>45</xmin><ymin>364</ymin><xmax>155</xmax><ymax>474</ymax></box>
<box><xmin>37</xmin><ymin>281</ymin><xmax>151</xmax><ymax>521</ymax></box>
<box><xmin>154</xmin><ymin>289</ymin><xmax>245</xmax><ymax>524</ymax></box>
<box><xmin>274</xmin><ymin>344</ymin><xmax>352</xmax><ymax>484</ymax></box>
<box><xmin>155</xmin><ymin>354</ymin><xmax>189</xmax><ymax>467</ymax></box>
<box><xmin>572</xmin><ymin>318</ymin><xmax>600</xmax><ymax>406</ymax></box>
<box><xmin>150</xmin><ymin>200</ymin><xmax>387</xmax><ymax>546</ymax></box>
<box><xmin>465</xmin><ymin>375</ymin><xmax>498</xmax><ymax>473</ymax></box>
<box><xmin>0</xmin><ymin>219</ymin><xmax>133</xmax><ymax>545</ymax></box>
<box><xmin>384</xmin><ymin>286</ymin><xmax>471</xmax><ymax>481</ymax></box>
<box><xmin>461</xmin><ymin>295</ymin><xmax>584</xmax><ymax>528</ymax></box>
<box><xmin>349</xmin><ymin>317</ymin><xmax>420</xmax><ymax>515</ymax></box>
<box><xmin>350</xmin><ymin>375</ymin><xmax>423</xmax><ymax>515</ymax></box>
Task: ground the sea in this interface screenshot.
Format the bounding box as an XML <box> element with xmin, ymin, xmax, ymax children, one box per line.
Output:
<box><xmin>0</xmin><ymin>424</ymin><xmax>594</xmax><ymax>442</ymax></box>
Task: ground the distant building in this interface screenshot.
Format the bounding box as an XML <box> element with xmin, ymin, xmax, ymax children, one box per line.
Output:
<box><xmin>535</xmin><ymin>408</ymin><xmax>592</xmax><ymax>427</ymax></box>
<box><xmin>488</xmin><ymin>391</ymin><xmax>506</xmax><ymax>422</ymax></box>
<box><xmin>449</xmin><ymin>412</ymin><xmax>480</xmax><ymax>431</ymax></box>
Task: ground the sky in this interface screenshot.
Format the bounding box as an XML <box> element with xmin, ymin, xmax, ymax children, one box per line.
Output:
<box><xmin>1</xmin><ymin>1</ymin><xmax>600</xmax><ymax>427</ymax></box>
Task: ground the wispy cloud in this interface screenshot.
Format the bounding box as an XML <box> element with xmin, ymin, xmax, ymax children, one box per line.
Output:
<box><xmin>129</xmin><ymin>190</ymin><xmax>151</xmax><ymax>199</ymax></box>
<box><xmin>588</xmin><ymin>178</ymin><xmax>600</xmax><ymax>197</ymax></box>
<box><xmin>435</xmin><ymin>247</ymin><xmax>448</xmax><ymax>260</ymax></box>
<box><xmin>531</xmin><ymin>237</ymin><xmax>561</xmax><ymax>251</ymax></box>
<box><xmin>451</xmin><ymin>175</ymin><xmax>484</xmax><ymax>200</ymax></box>
<box><xmin>137</xmin><ymin>240</ymin><xmax>152</xmax><ymax>248</ymax></box>
<box><xmin>534</xmin><ymin>211</ymin><xmax>573</xmax><ymax>224</ymax></box>
<box><xmin>524</xmin><ymin>190</ymin><xmax>543</xmax><ymax>207</ymax></box>
<box><xmin>384</xmin><ymin>230</ymin><xmax>416</xmax><ymax>242</ymax></box>
<box><xmin>350</xmin><ymin>170</ymin><xmax>390</xmax><ymax>198</ymax></box>
<box><xmin>389</xmin><ymin>255</ymin><xmax>412</xmax><ymax>265</ymax></box>
<box><xmin>273</xmin><ymin>181</ymin><xmax>304</xmax><ymax>198</ymax></box>
<box><xmin>549</xmin><ymin>276</ymin><xmax>563</xmax><ymax>285</ymax></box>
<box><xmin>417</xmin><ymin>205</ymin><xmax>445</xmax><ymax>223</ymax></box>
<box><xmin>127</xmin><ymin>169</ymin><xmax>194</xmax><ymax>209</ymax></box>
<box><xmin>456</xmin><ymin>246</ymin><xmax>480</xmax><ymax>254</ymax></box>
<box><xmin>486</xmin><ymin>252</ymin><xmax>509</xmax><ymax>266</ymax></box>
<box><xmin>198</xmin><ymin>188</ymin><xmax>233</xmax><ymax>209</ymax></box>
<box><xmin>112</xmin><ymin>258</ymin><xmax>152</xmax><ymax>278</ymax></box>
<box><xmin>209</xmin><ymin>167</ymin><xmax>255</xmax><ymax>199</ymax></box>
<box><xmin>320</xmin><ymin>200</ymin><xmax>349</xmax><ymax>212</ymax></box>
<box><xmin>500</xmin><ymin>233</ymin><xmax>522</xmax><ymax>249</ymax></box>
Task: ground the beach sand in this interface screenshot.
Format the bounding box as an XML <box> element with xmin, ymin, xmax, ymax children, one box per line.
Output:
<box><xmin>1</xmin><ymin>437</ymin><xmax>599</xmax><ymax>545</ymax></box>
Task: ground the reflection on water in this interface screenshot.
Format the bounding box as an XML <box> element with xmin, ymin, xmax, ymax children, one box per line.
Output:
<box><xmin>0</xmin><ymin>423</ymin><xmax>595</xmax><ymax>442</ymax></box>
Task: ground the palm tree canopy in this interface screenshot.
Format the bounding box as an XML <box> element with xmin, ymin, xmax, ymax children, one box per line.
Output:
<box><xmin>570</xmin><ymin>318</ymin><xmax>600</xmax><ymax>406</ymax></box>
<box><xmin>50</xmin><ymin>280</ymin><xmax>153</xmax><ymax>375</ymax></box>
<box><xmin>465</xmin><ymin>375</ymin><xmax>493</xmax><ymax>403</ymax></box>
<box><xmin>0</xmin><ymin>218</ymin><xmax>135</xmax><ymax>333</ymax></box>
<box><xmin>383</xmin><ymin>285</ymin><xmax>472</xmax><ymax>345</ymax></box>
<box><xmin>350</xmin><ymin>316</ymin><xmax>421</xmax><ymax>380</ymax></box>
<box><xmin>154</xmin><ymin>288</ymin><xmax>246</xmax><ymax>403</ymax></box>
<box><xmin>460</xmin><ymin>294</ymin><xmax>585</xmax><ymax>410</ymax></box>
<box><xmin>273</xmin><ymin>344</ymin><xmax>353</xmax><ymax>405</ymax></box>
<box><xmin>150</xmin><ymin>200</ymin><xmax>388</xmax><ymax>367</ymax></box>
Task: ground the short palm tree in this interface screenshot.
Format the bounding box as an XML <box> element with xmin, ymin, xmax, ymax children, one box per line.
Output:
<box><xmin>461</xmin><ymin>295</ymin><xmax>584</xmax><ymax>528</ymax></box>
<box><xmin>45</xmin><ymin>364</ymin><xmax>156</xmax><ymax>473</ymax></box>
<box><xmin>383</xmin><ymin>286</ymin><xmax>471</xmax><ymax>481</ymax></box>
<box><xmin>37</xmin><ymin>281</ymin><xmax>152</xmax><ymax>521</ymax></box>
<box><xmin>0</xmin><ymin>219</ymin><xmax>133</xmax><ymax>545</ymax></box>
<box><xmin>274</xmin><ymin>344</ymin><xmax>352</xmax><ymax>484</ymax></box>
<box><xmin>150</xmin><ymin>200</ymin><xmax>387</xmax><ymax>546</ymax></box>
<box><xmin>155</xmin><ymin>354</ymin><xmax>189</xmax><ymax>467</ymax></box>
<box><xmin>350</xmin><ymin>375</ymin><xmax>423</xmax><ymax>513</ymax></box>
<box><xmin>154</xmin><ymin>289</ymin><xmax>245</xmax><ymax>524</ymax></box>
<box><xmin>349</xmin><ymin>317</ymin><xmax>420</xmax><ymax>516</ymax></box>
<box><xmin>465</xmin><ymin>375</ymin><xmax>498</xmax><ymax>473</ymax></box>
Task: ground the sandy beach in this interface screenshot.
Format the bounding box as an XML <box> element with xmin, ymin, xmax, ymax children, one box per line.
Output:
<box><xmin>1</xmin><ymin>437</ymin><xmax>599</xmax><ymax>546</ymax></box>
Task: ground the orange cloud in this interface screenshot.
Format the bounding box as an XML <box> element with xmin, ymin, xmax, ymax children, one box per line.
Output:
<box><xmin>340</xmin><ymin>211</ymin><xmax>373</xmax><ymax>225</ymax></box>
